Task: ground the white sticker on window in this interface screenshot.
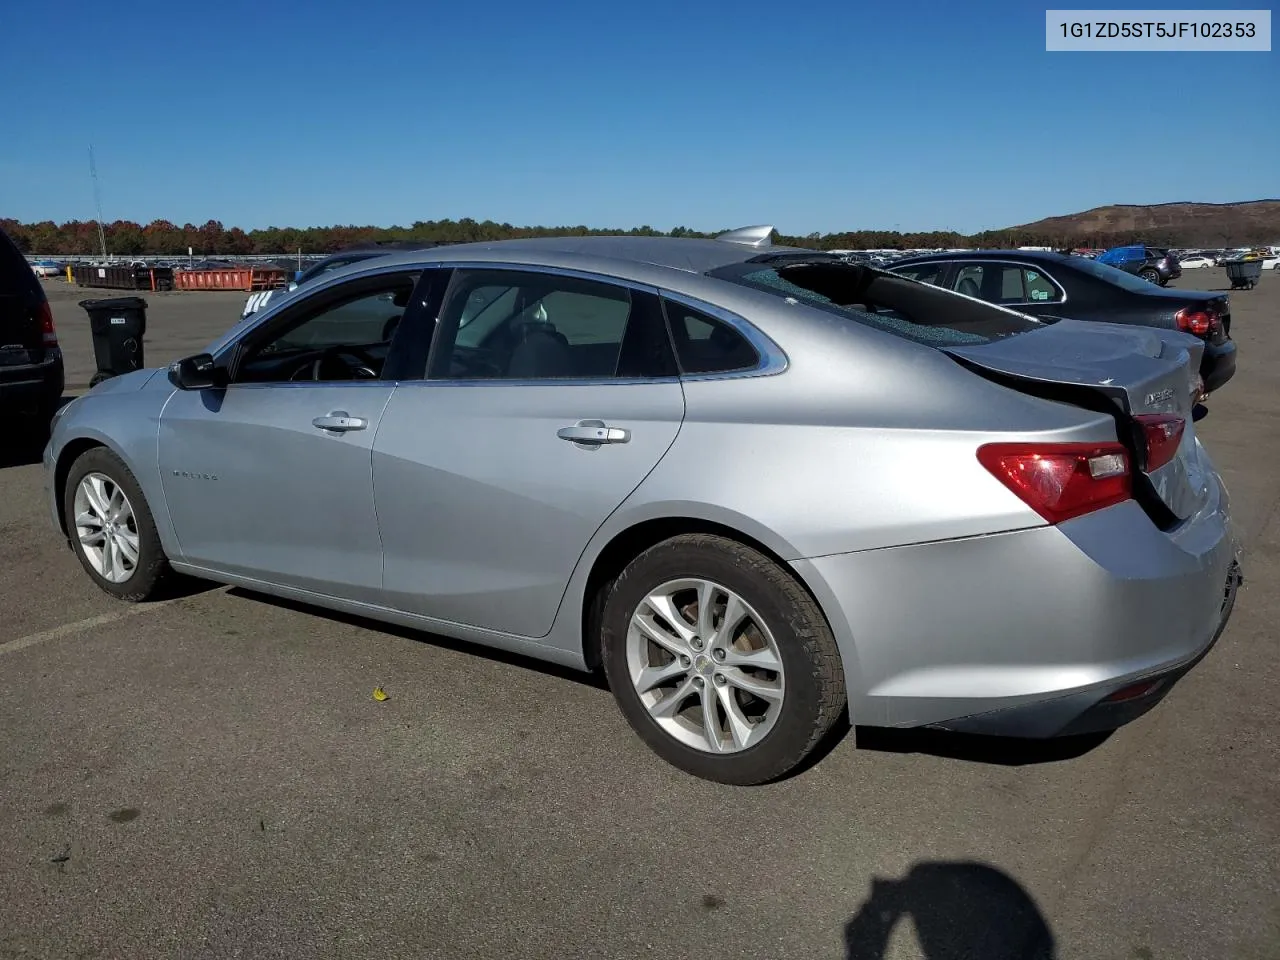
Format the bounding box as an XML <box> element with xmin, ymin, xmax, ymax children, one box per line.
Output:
<box><xmin>1032</xmin><ymin>290</ymin><xmax>1050</xmax><ymax>300</ymax></box>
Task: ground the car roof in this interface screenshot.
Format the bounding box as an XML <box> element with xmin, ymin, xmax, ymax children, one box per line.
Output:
<box><xmin>349</xmin><ymin>234</ymin><xmax>822</xmax><ymax>278</ymax></box>
<box><xmin>891</xmin><ymin>249</ymin><xmax>1080</xmax><ymax>267</ymax></box>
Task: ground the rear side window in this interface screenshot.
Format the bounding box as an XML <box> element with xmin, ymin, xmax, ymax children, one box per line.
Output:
<box><xmin>999</xmin><ymin>267</ymin><xmax>1024</xmax><ymax>301</ymax></box>
<box><xmin>709</xmin><ymin>259</ymin><xmax>1040</xmax><ymax>347</ymax></box>
<box><xmin>429</xmin><ymin>269</ymin><xmax>676</xmax><ymax>380</ymax></box>
<box><xmin>662</xmin><ymin>300</ymin><xmax>759</xmax><ymax>374</ymax></box>
<box><xmin>1022</xmin><ymin>268</ymin><xmax>1062</xmax><ymax>302</ymax></box>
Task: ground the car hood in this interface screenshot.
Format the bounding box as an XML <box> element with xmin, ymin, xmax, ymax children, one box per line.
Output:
<box><xmin>84</xmin><ymin>367</ymin><xmax>164</xmax><ymax>395</ymax></box>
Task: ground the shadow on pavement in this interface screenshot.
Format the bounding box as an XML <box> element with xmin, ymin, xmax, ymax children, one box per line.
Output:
<box><xmin>855</xmin><ymin>726</ymin><xmax>1110</xmax><ymax>765</ymax></box>
<box><xmin>844</xmin><ymin>861</ymin><xmax>1055</xmax><ymax>959</ymax></box>
<box><xmin>0</xmin><ymin>440</ymin><xmax>42</xmax><ymax>470</ymax></box>
<box><xmin>213</xmin><ymin>589</ymin><xmax>1112</xmax><ymax>772</ymax></box>
<box><xmin>226</xmin><ymin>588</ymin><xmax>610</xmax><ymax>691</ymax></box>
<box><xmin>0</xmin><ymin>397</ymin><xmax>74</xmax><ymax>470</ymax></box>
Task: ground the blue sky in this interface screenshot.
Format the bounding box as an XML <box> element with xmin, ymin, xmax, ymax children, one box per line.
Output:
<box><xmin>1</xmin><ymin>0</ymin><xmax>1275</xmax><ymax>234</ymax></box>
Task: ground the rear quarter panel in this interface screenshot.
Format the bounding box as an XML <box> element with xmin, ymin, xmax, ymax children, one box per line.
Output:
<box><xmin>624</xmin><ymin>319</ymin><xmax>1120</xmax><ymax>559</ymax></box>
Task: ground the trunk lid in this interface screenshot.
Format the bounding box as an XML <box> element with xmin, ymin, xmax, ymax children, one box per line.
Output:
<box><xmin>945</xmin><ymin>318</ymin><xmax>1209</xmax><ymax>523</ymax></box>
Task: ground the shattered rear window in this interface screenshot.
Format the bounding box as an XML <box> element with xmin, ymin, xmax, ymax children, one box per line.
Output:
<box><xmin>710</xmin><ymin>259</ymin><xmax>1041</xmax><ymax>347</ymax></box>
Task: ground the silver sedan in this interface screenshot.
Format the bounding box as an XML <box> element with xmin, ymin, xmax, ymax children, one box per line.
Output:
<box><xmin>43</xmin><ymin>228</ymin><xmax>1241</xmax><ymax>784</ymax></box>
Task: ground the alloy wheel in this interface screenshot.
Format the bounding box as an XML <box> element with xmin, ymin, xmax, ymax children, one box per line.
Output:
<box><xmin>73</xmin><ymin>472</ymin><xmax>140</xmax><ymax>583</ymax></box>
<box><xmin>626</xmin><ymin>578</ymin><xmax>785</xmax><ymax>754</ymax></box>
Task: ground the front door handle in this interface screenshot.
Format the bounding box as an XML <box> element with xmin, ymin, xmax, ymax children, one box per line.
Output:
<box><xmin>312</xmin><ymin>411</ymin><xmax>368</xmax><ymax>433</ymax></box>
<box><xmin>557</xmin><ymin>419</ymin><xmax>630</xmax><ymax>445</ymax></box>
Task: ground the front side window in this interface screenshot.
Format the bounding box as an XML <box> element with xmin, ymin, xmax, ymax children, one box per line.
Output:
<box><xmin>951</xmin><ymin>264</ymin><xmax>986</xmax><ymax>298</ymax></box>
<box><xmin>234</xmin><ymin>276</ymin><xmax>417</xmax><ymax>383</ymax></box>
<box><xmin>430</xmin><ymin>270</ymin><xmax>664</xmax><ymax>380</ymax></box>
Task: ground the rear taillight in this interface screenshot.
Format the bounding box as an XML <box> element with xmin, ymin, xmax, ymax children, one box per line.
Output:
<box><xmin>38</xmin><ymin>300</ymin><xmax>58</xmax><ymax>347</ymax></box>
<box><xmin>1103</xmin><ymin>678</ymin><xmax>1165</xmax><ymax>703</ymax></box>
<box><xmin>1175</xmin><ymin>306</ymin><xmax>1220</xmax><ymax>338</ymax></box>
<box><xmin>1134</xmin><ymin>414</ymin><xmax>1184</xmax><ymax>471</ymax></box>
<box><xmin>977</xmin><ymin>442</ymin><xmax>1131</xmax><ymax>524</ymax></box>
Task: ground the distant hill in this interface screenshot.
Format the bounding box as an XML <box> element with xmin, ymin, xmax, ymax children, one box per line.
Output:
<box><xmin>1003</xmin><ymin>200</ymin><xmax>1280</xmax><ymax>248</ymax></box>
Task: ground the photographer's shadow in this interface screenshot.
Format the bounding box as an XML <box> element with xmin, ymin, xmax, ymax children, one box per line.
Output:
<box><xmin>845</xmin><ymin>861</ymin><xmax>1055</xmax><ymax>959</ymax></box>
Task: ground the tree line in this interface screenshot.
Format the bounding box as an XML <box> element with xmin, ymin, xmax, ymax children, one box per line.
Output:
<box><xmin>0</xmin><ymin>216</ymin><xmax>1202</xmax><ymax>258</ymax></box>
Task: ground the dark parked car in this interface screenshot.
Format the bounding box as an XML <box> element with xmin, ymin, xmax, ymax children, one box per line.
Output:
<box><xmin>1097</xmin><ymin>245</ymin><xmax>1182</xmax><ymax>286</ymax></box>
<box><xmin>1</xmin><ymin>226</ymin><xmax>64</xmax><ymax>445</ymax></box>
<box><xmin>889</xmin><ymin>251</ymin><xmax>1235</xmax><ymax>393</ymax></box>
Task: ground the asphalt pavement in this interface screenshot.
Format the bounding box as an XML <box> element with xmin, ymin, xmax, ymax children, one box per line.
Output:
<box><xmin>1</xmin><ymin>270</ymin><xmax>1277</xmax><ymax>959</ymax></box>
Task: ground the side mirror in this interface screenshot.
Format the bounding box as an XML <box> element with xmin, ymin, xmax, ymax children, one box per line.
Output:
<box><xmin>168</xmin><ymin>353</ymin><xmax>226</xmax><ymax>390</ymax></box>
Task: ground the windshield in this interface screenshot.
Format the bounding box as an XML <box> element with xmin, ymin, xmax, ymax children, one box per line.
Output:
<box><xmin>1069</xmin><ymin>255</ymin><xmax>1168</xmax><ymax>293</ymax></box>
<box><xmin>709</xmin><ymin>259</ymin><xmax>1041</xmax><ymax>347</ymax></box>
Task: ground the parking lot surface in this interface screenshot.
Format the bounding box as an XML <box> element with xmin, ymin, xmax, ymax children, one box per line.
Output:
<box><xmin>2</xmin><ymin>272</ymin><xmax>1277</xmax><ymax>959</ymax></box>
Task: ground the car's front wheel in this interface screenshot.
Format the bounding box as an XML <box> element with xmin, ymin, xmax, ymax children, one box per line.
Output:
<box><xmin>601</xmin><ymin>534</ymin><xmax>846</xmax><ymax>785</ymax></box>
<box><xmin>1139</xmin><ymin>268</ymin><xmax>1161</xmax><ymax>284</ymax></box>
<box><xmin>64</xmin><ymin>447</ymin><xmax>171</xmax><ymax>601</ymax></box>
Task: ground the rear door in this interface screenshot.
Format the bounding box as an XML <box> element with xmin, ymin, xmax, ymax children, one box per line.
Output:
<box><xmin>373</xmin><ymin>266</ymin><xmax>685</xmax><ymax>638</ymax></box>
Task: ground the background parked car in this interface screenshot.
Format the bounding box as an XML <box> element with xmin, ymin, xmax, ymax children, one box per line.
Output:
<box><xmin>888</xmin><ymin>250</ymin><xmax>1235</xmax><ymax>392</ymax></box>
<box><xmin>1097</xmin><ymin>245</ymin><xmax>1182</xmax><ymax>286</ymax></box>
<box><xmin>1</xmin><ymin>228</ymin><xmax>63</xmax><ymax>444</ymax></box>
<box><xmin>29</xmin><ymin>259</ymin><xmax>63</xmax><ymax>278</ymax></box>
<box><xmin>1178</xmin><ymin>255</ymin><xmax>1216</xmax><ymax>269</ymax></box>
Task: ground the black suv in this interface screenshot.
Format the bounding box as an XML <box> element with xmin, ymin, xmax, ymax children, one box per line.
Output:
<box><xmin>1</xmin><ymin>226</ymin><xmax>64</xmax><ymax>443</ymax></box>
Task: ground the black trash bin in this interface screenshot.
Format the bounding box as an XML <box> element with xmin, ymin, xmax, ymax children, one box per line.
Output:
<box><xmin>79</xmin><ymin>297</ymin><xmax>147</xmax><ymax>387</ymax></box>
<box><xmin>1223</xmin><ymin>258</ymin><xmax>1262</xmax><ymax>290</ymax></box>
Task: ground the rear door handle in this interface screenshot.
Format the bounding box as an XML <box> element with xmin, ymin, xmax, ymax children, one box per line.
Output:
<box><xmin>557</xmin><ymin>419</ymin><xmax>630</xmax><ymax>445</ymax></box>
<box><xmin>312</xmin><ymin>411</ymin><xmax>368</xmax><ymax>433</ymax></box>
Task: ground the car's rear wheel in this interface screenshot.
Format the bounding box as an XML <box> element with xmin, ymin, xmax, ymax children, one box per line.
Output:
<box><xmin>600</xmin><ymin>534</ymin><xmax>846</xmax><ymax>785</ymax></box>
<box><xmin>64</xmin><ymin>447</ymin><xmax>171</xmax><ymax>601</ymax></box>
<box><xmin>1139</xmin><ymin>268</ymin><xmax>1160</xmax><ymax>284</ymax></box>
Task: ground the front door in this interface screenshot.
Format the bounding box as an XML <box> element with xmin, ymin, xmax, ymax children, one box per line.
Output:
<box><xmin>374</xmin><ymin>267</ymin><xmax>686</xmax><ymax>638</ymax></box>
<box><xmin>159</xmin><ymin>269</ymin><xmax>427</xmax><ymax>602</ymax></box>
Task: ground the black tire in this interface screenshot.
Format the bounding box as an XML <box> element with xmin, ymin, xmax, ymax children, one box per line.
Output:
<box><xmin>600</xmin><ymin>534</ymin><xmax>846</xmax><ymax>785</ymax></box>
<box><xmin>63</xmin><ymin>446</ymin><xmax>171</xmax><ymax>602</ymax></box>
<box><xmin>1139</xmin><ymin>268</ymin><xmax>1160</xmax><ymax>284</ymax></box>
